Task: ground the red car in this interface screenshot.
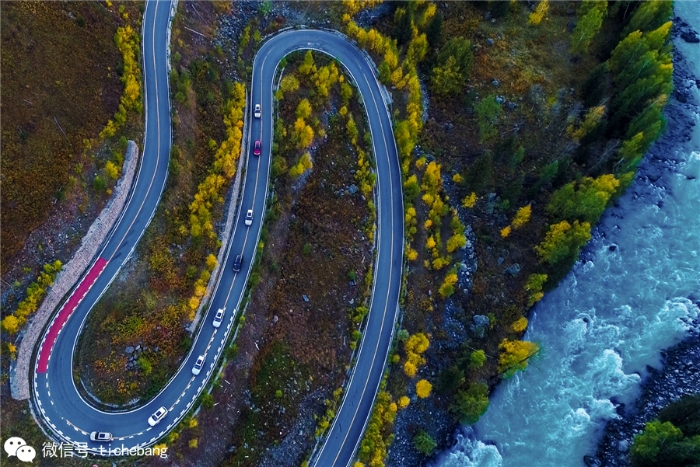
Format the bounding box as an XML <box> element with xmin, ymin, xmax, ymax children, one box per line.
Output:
<box><xmin>254</xmin><ymin>140</ymin><xmax>261</xmax><ymax>156</ymax></box>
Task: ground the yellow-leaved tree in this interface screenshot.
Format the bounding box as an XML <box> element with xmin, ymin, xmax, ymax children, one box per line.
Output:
<box><xmin>511</xmin><ymin>204</ymin><xmax>532</xmax><ymax>229</ymax></box>
<box><xmin>498</xmin><ymin>339</ymin><xmax>540</xmax><ymax>377</ymax></box>
<box><xmin>416</xmin><ymin>379</ymin><xmax>433</xmax><ymax>399</ymax></box>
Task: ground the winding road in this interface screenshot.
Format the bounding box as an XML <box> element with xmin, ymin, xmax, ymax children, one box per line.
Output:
<box><xmin>31</xmin><ymin>1</ymin><xmax>403</xmax><ymax>465</ymax></box>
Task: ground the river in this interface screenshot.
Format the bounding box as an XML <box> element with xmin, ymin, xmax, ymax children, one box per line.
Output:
<box><xmin>432</xmin><ymin>3</ymin><xmax>700</xmax><ymax>466</ymax></box>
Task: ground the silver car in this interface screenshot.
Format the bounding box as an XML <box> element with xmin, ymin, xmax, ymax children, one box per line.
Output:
<box><xmin>245</xmin><ymin>209</ymin><xmax>254</xmax><ymax>226</ymax></box>
<box><xmin>254</xmin><ymin>104</ymin><xmax>261</xmax><ymax>118</ymax></box>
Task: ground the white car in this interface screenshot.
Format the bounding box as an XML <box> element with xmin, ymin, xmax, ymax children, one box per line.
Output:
<box><xmin>148</xmin><ymin>407</ymin><xmax>167</xmax><ymax>427</ymax></box>
<box><xmin>254</xmin><ymin>104</ymin><xmax>261</xmax><ymax>118</ymax></box>
<box><xmin>212</xmin><ymin>308</ymin><xmax>225</xmax><ymax>328</ymax></box>
<box><xmin>90</xmin><ymin>432</ymin><xmax>113</xmax><ymax>442</ymax></box>
<box><xmin>192</xmin><ymin>354</ymin><xmax>206</xmax><ymax>376</ymax></box>
<box><xmin>245</xmin><ymin>209</ymin><xmax>254</xmax><ymax>227</ymax></box>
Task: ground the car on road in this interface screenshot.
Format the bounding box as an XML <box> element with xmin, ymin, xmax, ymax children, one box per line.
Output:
<box><xmin>148</xmin><ymin>407</ymin><xmax>167</xmax><ymax>427</ymax></box>
<box><xmin>192</xmin><ymin>354</ymin><xmax>206</xmax><ymax>376</ymax></box>
<box><xmin>232</xmin><ymin>254</ymin><xmax>244</xmax><ymax>272</ymax></box>
<box><xmin>90</xmin><ymin>432</ymin><xmax>113</xmax><ymax>442</ymax></box>
<box><xmin>245</xmin><ymin>209</ymin><xmax>254</xmax><ymax>226</ymax></box>
<box><xmin>254</xmin><ymin>104</ymin><xmax>261</xmax><ymax>118</ymax></box>
<box><xmin>212</xmin><ymin>308</ymin><xmax>225</xmax><ymax>328</ymax></box>
<box><xmin>254</xmin><ymin>140</ymin><xmax>261</xmax><ymax>156</ymax></box>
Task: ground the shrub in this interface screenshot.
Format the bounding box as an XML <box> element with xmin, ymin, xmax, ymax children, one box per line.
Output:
<box><xmin>403</xmin><ymin>361</ymin><xmax>417</xmax><ymax>378</ymax></box>
<box><xmin>462</xmin><ymin>192</ymin><xmax>477</xmax><ymax>208</ymax></box>
<box><xmin>525</xmin><ymin>273</ymin><xmax>548</xmax><ymax>306</ymax></box>
<box><xmin>413</xmin><ymin>430</ymin><xmax>437</xmax><ymax>456</ymax></box>
<box><xmin>451</xmin><ymin>383</ymin><xmax>489</xmax><ymax>424</ymax></box>
<box><xmin>630</xmin><ymin>420</ymin><xmax>683</xmax><ymax>466</ymax></box>
<box><xmin>511</xmin><ymin>204</ymin><xmax>532</xmax><ymax>229</ymax></box>
<box><xmin>535</xmin><ymin>220</ymin><xmax>592</xmax><ymax>265</ymax></box>
<box><xmin>475</xmin><ymin>95</ymin><xmax>502</xmax><ymax>142</ymax></box>
<box><xmin>511</xmin><ymin>317</ymin><xmax>528</xmax><ymax>333</ymax></box>
<box><xmin>416</xmin><ymin>379</ymin><xmax>432</xmax><ymax>398</ymax></box>
<box><xmin>469</xmin><ymin>350</ymin><xmax>486</xmax><ymax>369</ymax></box>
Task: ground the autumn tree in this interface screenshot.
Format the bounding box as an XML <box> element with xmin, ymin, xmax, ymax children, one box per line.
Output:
<box><xmin>525</xmin><ymin>273</ymin><xmax>548</xmax><ymax>306</ymax></box>
<box><xmin>462</xmin><ymin>192</ymin><xmax>477</xmax><ymax>208</ymax></box>
<box><xmin>469</xmin><ymin>349</ymin><xmax>486</xmax><ymax>369</ymax></box>
<box><xmin>416</xmin><ymin>379</ymin><xmax>433</xmax><ymax>398</ymax></box>
<box><xmin>403</xmin><ymin>175</ymin><xmax>421</xmax><ymax>200</ymax></box>
<box><xmin>298</xmin><ymin>50</ymin><xmax>317</xmax><ymax>76</ymax></box>
<box><xmin>512</xmin><ymin>317</ymin><xmax>528</xmax><ymax>333</ymax></box>
<box><xmin>438</xmin><ymin>271</ymin><xmax>458</xmax><ymax>299</ymax></box>
<box><xmin>430</xmin><ymin>37</ymin><xmax>473</xmax><ymax>96</ymax></box>
<box><xmin>1</xmin><ymin>315</ymin><xmax>20</xmax><ymax>334</ymax></box>
<box><xmin>547</xmin><ymin>174</ymin><xmax>620</xmax><ymax>224</ymax></box>
<box><xmin>293</xmin><ymin>117</ymin><xmax>314</xmax><ymax>149</ymax></box>
<box><xmin>570</xmin><ymin>0</ymin><xmax>607</xmax><ymax>55</ymax></box>
<box><xmin>289</xmin><ymin>152</ymin><xmax>313</xmax><ymax>178</ymax></box>
<box><xmin>511</xmin><ymin>204</ymin><xmax>532</xmax><ymax>229</ymax></box>
<box><xmin>529</xmin><ymin>0</ymin><xmax>549</xmax><ymax>26</ymax></box>
<box><xmin>296</xmin><ymin>98</ymin><xmax>312</xmax><ymax>120</ymax></box>
<box><xmin>277</xmin><ymin>74</ymin><xmax>299</xmax><ymax>100</ymax></box>
<box><xmin>313</xmin><ymin>63</ymin><xmax>340</xmax><ymax>98</ymax></box>
<box><xmin>623</xmin><ymin>0</ymin><xmax>673</xmax><ymax>36</ymax></box>
<box><xmin>498</xmin><ymin>339</ymin><xmax>540</xmax><ymax>377</ymax></box>
<box><xmin>630</xmin><ymin>421</ymin><xmax>684</xmax><ymax>467</ymax></box>
<box><xmin>535</xmin><ymin>220</ymin><xmax>592</xmax><ymax>265</ymax></box>
<box><xmin>608</xmin><ymin>23</ymin><xmax>673</xmax><ymax>135</ymax></box>
<box><xmin>568</xmin><ymin>105</ymin><xmax>606</xmax><ymax>142</ymax></box>
<box><xmin>404</xmin><ymin>333</ymin><xmax>430</xmax><ymax>377</ymax></box>
<box><xmin>451</xmin><ymin>383</ymin><xmax>490</xmax><ymax>424</ymax></box>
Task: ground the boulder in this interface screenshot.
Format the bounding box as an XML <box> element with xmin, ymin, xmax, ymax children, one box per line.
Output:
<box><xmin>505</xmin><ymin>263</ymin><xmax>521</xmax><ymax>277</ymax></box>
<box><xmin>681</xmin><ymin>31</ymin><xmax>700</xmax><ymax>43</ymax></box>
<box><xmin>470</xmin><ymin>315</ymin><xmax>490</xmax><ymax>338</ymax></box>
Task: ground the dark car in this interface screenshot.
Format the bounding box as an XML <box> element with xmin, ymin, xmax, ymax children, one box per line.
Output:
<box><xmin>232</xmin><ymin>254</ymin><xmax>243</xmax><ymax>272</ymax></box>
<box><xmin>254</xmin><ymin>140</ymin><xmax>261</xmax><ymax>156</ymax></box>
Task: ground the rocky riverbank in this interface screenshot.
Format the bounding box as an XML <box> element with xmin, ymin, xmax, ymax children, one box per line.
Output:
<box><xmin>588</xmin><ymin>7</ymin><xmax>700</xmax><ymax>467</ymax></box>
<box><xmin>591</xmin><ymin>317</ymin><xmax>700</xmax><ymax>467</ymax></box>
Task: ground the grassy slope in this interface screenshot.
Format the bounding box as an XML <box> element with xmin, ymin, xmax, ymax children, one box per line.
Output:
<box><xmin>0</xmin><ymin>3</ymin><xmax>139</xmax><ymax>465</ymax></box>
<box><xmin>0</xmin><ymin>2</ymin><xmax>123</xmax><ymax>269</ymax></box>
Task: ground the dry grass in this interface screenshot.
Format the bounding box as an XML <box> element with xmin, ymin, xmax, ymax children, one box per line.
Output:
<box><xmin>0</xmin><ymin>2</ymin><xmax>133</xmax><ymax>270</ymax></box>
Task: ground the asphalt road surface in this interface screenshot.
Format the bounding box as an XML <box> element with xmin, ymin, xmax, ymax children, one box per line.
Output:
<box><xmin>31</xmin><ymin>2</ymin><xmax>403</xmax><ymax>464</ymax></box>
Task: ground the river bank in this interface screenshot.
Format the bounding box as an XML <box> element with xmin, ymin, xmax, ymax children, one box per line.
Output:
<box><xmin>591</xmin><ymin>5</ymin><xmax>700</xmax><ymax>466</ymax></box>
<box><xmin>430</xmin><ymin>3</ymin><xmax>700</xmax><ymax>466</ymax></box>
<box><xmin>593</xmin><ymin>319</ymin><xmax>700</xmax><ymax>467</ymax></box>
